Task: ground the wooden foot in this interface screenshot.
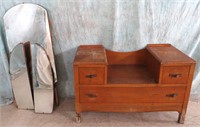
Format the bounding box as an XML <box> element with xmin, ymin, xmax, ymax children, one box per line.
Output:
<box><xmin>76</xmin><ymin>113</ymin><xmax>81</xmax><ymax>123</ymax></box>
<box><xmin>178</xmin><ymin>113</ymin><xmax>185</xmax><ymax>124</ymax></box>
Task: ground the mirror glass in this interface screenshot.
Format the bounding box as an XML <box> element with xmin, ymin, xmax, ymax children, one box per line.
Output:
<box><xmin>31</xmin><ymin>44</ymin><xmax>53</xmax><ymax>89</ymax></box>
<box><xmin>9</xmin><ymin>43</ymin><xmax>34</xmax><ymax>109</ymax></box>
<box><xmin>4</xmin><ymin>3</ymin><xmax>57</xmax><ymax>82</ymax></box>
<box><xmin>31</xmin><ymin>43</ymin><xmax>54</xmax><ymax>113</ymax></box>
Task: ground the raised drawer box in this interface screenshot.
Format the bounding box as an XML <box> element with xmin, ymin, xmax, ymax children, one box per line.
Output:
<box><xmin>73</xmin><ymin>44</ymin><xmax>196</xmax><ymax>123</ymax></box>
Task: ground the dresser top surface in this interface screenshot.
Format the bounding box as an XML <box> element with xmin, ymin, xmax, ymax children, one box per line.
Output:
<box><xmin>74</xmin><ymin>45</ymin><xmax>107</xmax><ymax>65</ymax></box>
<box><xmin>74</xmin><ymin>44</ymin><xmax>196</xmax><ymax>65</ymax></box>
<box><xmin>146</xmin><ymin>44</ymin><xmax>195</xmax><ymax>64</ymax></box>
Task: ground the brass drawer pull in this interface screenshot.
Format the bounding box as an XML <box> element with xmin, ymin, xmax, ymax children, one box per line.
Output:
<box><xmin>86</xmin><ymin>93</ymin><xmax>97</xmax><ymax>98</ymax></box>
<box><xmin>85</xmin><ymin>74</ymin><xmax>97</xmax><ymax>78</ymax></box>
<box><xmin>169</xmin><ymin>74</ymin><xmax>182</xmax><ymax>78</ymax></box>
<box><xmin>166</xmin><ymin>93</ymin><xmax>177</xmax><ymax>98</ymax></box>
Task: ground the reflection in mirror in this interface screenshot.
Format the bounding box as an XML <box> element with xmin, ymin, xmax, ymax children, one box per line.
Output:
<box><xmin>9</xmin><ymin>43</ymin><xmax>34</xmax><ymax>109</ymax></box>
<box><xmin>4</xmin><ymin>3</ymin><xmax>57</xmax><ymax>83</ymax></box>
<box><xmin>31</xmin><ymin>43</ymin><xmax>54</xmax><ymax>113</ymax></box>
<box><xmin>4</xmin><ymin>3</ymin><xmax>57</xmax><ymax>112</ymax></box>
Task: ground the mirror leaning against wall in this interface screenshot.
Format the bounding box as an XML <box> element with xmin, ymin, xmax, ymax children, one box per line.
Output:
<box><xmin>3</xmin><ymin>3</ymin><xmax>57</xmax><ymax>113</ymax></box>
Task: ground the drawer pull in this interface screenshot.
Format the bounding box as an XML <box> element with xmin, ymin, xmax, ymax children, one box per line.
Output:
<box><xmin>166</xmin><ymin>93</ymin><xmax>177</xmax><ymax>98</ymax></box>
<box><xmin>85</xmin><ymin>74</ymin><xmax>97</xmax><ymax>78</ymax></box>
<box><xmin>169</xmin><ymin>74</ymin><xmax>182</xmax><ymax>78</ymax></box>
<box><xmin>86</xmin><ymin>93</ymin><xmax>97</xmax><ymax>98</ymax></box>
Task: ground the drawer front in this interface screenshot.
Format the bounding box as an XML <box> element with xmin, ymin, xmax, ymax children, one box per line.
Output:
<box><xmin>80</xmin><ymin>86</ymin><xmax>186</xmax><ymax>103</ymax></box>
<box><xmin>161</xmin><ymin>66</ymin><xmax>190</xmax><ymax>84</ymax></box>
<box><xmin>79</xmin><ymin>67</ymin><xmax>105</xmax><ymax>85</ymax></box>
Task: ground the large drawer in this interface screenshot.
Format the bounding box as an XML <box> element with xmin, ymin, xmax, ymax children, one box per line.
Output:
<box><xmin>80</xmin><ymin>86</ymin><xmax>186</xmax><ymax>103</ymax></box>
<box><xmin>161</xmin><ymin>66</ymin><xmax>190</xmax><ymax>84</ymax></box>
<box><xmin>79</xmin><ymin>67</ymin><xmax>105</xmax><ymax>85</ymax></box>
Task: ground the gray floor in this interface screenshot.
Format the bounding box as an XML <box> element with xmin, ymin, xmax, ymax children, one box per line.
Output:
<box><xmin>1</xmin><ymin>98</ymin><xmax>200</xmax><ymax>127</ymax></box>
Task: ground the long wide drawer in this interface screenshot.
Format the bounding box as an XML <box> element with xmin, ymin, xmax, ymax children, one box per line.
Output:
<box><xmin>80</xmin><ymin>86</ymin><xmax>186</xmax><ymax>103</ymax></box>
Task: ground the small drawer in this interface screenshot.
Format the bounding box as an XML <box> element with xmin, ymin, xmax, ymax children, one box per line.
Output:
<box><xmin>79</xmin><ymin>67</ymin><xmax>105</xmax><ymax>85</ymax></box>
<box><xmin>161</xmin><ymin>66</ymin><xmax>190</xmax><ymax>84</ymax></box>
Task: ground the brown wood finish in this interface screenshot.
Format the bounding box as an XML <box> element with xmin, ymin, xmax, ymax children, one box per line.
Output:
<box><xmin>74</xmin><ymin>45</ymin><xmax>107</xmax><ymax>65</ymax></box>
<box><xmin>107</xmin><ymin>65</ymin><xmax>155</xmax><ymax>84</ymax></box>
<box><xmin>146</xmin><ymin>50</ymin><xmax>161</xmax><ymax>83</ymax></box>
<box><xmin>161</xmin><ymin>66</ymin><xmax>190</xmax><ymax>84</ymax></box>
<box><xmin>178</xmin><ymin>63</ymin><xmax>196</xmax><ymax>123</ymax></box>
<box><xmin>106</xmin><ymin>49</ymin><xmax>146</xmax><ymax>65</ymax></box>
<box><xmin>80</xmin><ymin>86</ymin><xmax>186</xmax><ymax>103</ymax></box>
<box><xmin>73</xmin><ymin>44</ymin><xmax>196</xmax><ymax>123</ymax></box>
<box><xmin>79</xmin><ymin>67</ymin><xmax>105</xmax><ymax>85</ymax></box>
<box><xmin>79</xmin><ymin>103</ymin><xmax>183</xmax><ymax>113</ymax></box>
<box><xmin>146</xmin><ymin>44</ymin><xmax>195</xmax><ymax>64</ymax></box>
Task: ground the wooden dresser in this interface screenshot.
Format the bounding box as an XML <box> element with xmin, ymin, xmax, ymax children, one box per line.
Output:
<box><xmin>73</xmin><ymin>44</ymin><xmax>196</xmax><ymax>123</ymax></box>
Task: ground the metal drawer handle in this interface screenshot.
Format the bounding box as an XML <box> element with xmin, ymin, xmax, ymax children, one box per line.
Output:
<box><xmin>169</xmin><ymin>74</ymin><xmax>182</xmax><ymax>78</ymax></box>
<box><xmin>166</xmin><ymin>93</ymin><xmax>177</xmax><ymax>98</ymax></box>
<box><xmin>86</xmin><ymin>93</ymin><xmax>97</xmax><ymax>98</ymax></box>
<box><xmin>85</xmin><ymin>74</ymin><xmax>97</xmax><ymax>78</ymax></box>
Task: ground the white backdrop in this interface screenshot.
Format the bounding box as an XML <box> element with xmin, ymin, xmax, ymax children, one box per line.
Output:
<box><xmin>0</xmin><ymin>0</ymin><xmax>200</xmax><ymax>104</ymax></box>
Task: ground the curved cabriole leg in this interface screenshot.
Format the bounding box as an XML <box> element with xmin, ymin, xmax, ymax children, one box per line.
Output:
<box><xmin>178</xmin><ymin>112</ymin><xmax>185</xmax><ymax>124</ymax></box>
<box><xmin>76</xmin><ymin>113</ymin><xmax>81</xmax><ymax>123</ymax></box>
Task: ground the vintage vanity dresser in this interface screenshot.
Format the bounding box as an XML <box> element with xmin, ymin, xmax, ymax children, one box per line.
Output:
<box><xmin>73</xmin><ymin>44</ymin><xmax>196</xmax><ymax>123</ymax></box>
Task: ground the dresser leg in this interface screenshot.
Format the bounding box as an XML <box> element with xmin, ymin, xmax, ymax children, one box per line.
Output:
<box><xmin>76</xmin><ymin>113</ymin><xmax>81</xmax><ymax>123</ymax></box>
<box><xmin>178</xmin><ymin>112</ymin><xmax>185</xmax><ymax>124</ymax></box>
